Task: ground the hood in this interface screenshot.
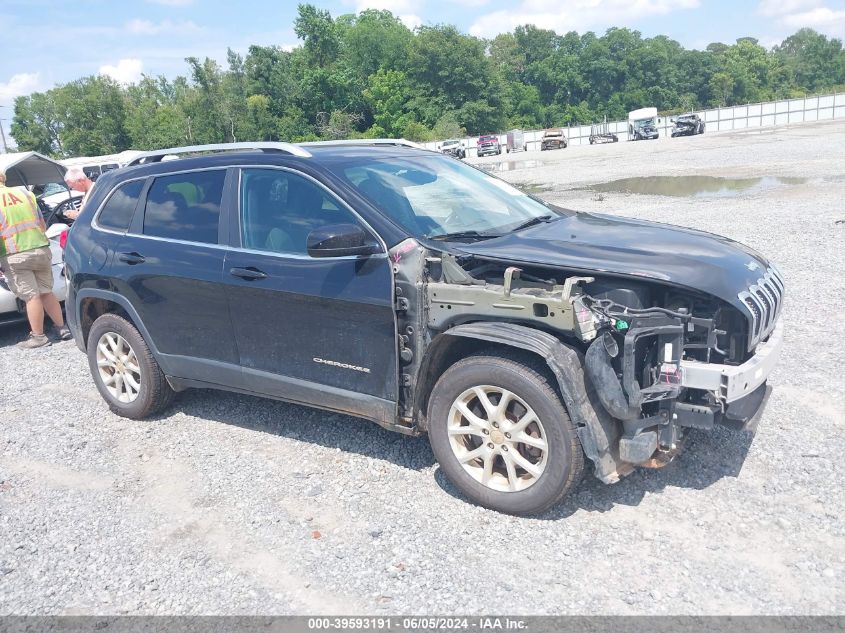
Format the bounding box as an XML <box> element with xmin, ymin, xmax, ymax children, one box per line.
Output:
<box><xmin>455</xmin><ymin>211</ymin><xmax>771</xmax><ymax>310</ymax></box>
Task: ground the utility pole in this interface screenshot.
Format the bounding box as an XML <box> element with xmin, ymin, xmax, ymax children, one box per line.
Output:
<box><xmin>0</xmin><ymin>119</ymin><xmax>8</xmax><ymax>153</ymax></box>
<box><xmin>0</xmin><ymin>105</ymin><xmax>8</xmax><ymax>153</ymax></box>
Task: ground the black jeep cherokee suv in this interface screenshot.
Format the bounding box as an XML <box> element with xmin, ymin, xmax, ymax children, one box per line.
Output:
<box><xmin>65</xmin><ymin>140</ymin><xmax>784</xmax><ymax>515</ymax></box>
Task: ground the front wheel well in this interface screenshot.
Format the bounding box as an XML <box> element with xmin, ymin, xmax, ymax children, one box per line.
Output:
<box><xmin>413</xmin><ymin>333</ymin><xmax>560</xmax><ymax>431</ymax></box>
<box><xmin>79</xmin><ymin>297</ymin><xmax>132</xmax><ymax>349</ymax></box>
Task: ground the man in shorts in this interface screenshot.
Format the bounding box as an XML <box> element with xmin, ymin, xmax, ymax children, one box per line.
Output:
<box><xmin>0</xmin><ymin>170</ymin><xmax>71</xmax><ymax>349</ymax></box>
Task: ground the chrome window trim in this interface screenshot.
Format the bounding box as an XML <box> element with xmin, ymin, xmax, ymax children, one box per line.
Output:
<box><xmin>111</xmin><ymin>231</ymin><xmax>230</xmax><ymax>251</ymax></box>
<box><xmin>227</xmin><ymin>244</ymin><xmax>388</xmax><ymax>261</ymax></box>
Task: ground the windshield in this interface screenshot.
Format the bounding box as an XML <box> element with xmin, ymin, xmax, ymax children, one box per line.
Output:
<box><xmin>632</xmin><ymin>118</ymin><xmax>656</xmax><ymax>130</ymax></box>
<box><xmin>328</xmin><ymin>154</ymin><xmax>562</xmax><ymax>239</ymax></box>
<box><xmin>32</xmin><ymin>182</ymin><xmax>70</xmax><ymax>198</ymax></box>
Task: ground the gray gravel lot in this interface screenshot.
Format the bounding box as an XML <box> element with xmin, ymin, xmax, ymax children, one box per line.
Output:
<box><xmin>2</xmin><ymin>120</ymin><xmax>844</xmax><ymax>615</ymax></box>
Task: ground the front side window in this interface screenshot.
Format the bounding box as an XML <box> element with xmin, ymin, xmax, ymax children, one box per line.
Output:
<box><xmin>97</xmin><ymin>179</ymin><xmax>145</xmax><ymax>232</ymax></box>
<box><xmin>326</xmin><ymin>154</ymin><xmax>563</xmax><ymax>240</ymax></box>
<box><xmin>143</xmin><ymin>170</ymin><xmax>225</xmax><ymax>244</ymax></box>
<box><xmin>239</xmin><ymin>168</ymin><xmax>359</xmax><ymax>255</ymax></box>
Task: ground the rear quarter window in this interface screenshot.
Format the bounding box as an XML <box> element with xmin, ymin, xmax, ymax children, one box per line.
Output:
<box><xmin>96</xmin><ymin>180</ymin><xmax>145</xmax><ymax>232</ymax></box>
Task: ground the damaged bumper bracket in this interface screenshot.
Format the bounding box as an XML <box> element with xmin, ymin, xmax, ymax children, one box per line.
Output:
<box><xmin>680</xmin><ymin>319</ymin><xmax>784</xmax><ymax>403</ymax></box>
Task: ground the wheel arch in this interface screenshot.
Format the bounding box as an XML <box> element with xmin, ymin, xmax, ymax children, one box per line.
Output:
<box><xmin>417</xmin><ymin>322</ymin><xmax>631</xmax><ymax>484</ymax></box>
<box><xmin>76</xmin><ymin>290</ymin><xmax>160</xmax><ymax>359</ymax></box>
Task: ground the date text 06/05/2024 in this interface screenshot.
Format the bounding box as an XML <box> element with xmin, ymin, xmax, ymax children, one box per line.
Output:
<box><xmin>307</xmin><ymin>617</ymin><xmax>528</xmax><ymax>631</ymax></box>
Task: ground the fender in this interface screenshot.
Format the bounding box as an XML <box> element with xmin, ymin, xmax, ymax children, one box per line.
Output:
<box><xmin>443</xmin><ymin>322</ymin><xmax>632</xmax><ymax>484</ymax></box>
<box><xmin>73</xmin><ymin>288</ymin><xmax>172</xmax><ymax>374</ymax></box>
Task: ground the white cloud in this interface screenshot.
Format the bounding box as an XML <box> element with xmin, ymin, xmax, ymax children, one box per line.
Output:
<box><xmin>126</xmin><ymin>18</ymin><xmax>203</xmax><ymax>36</ymax></box>
<box><xmin>757</xmin><ymin>0</ymin><xmax>845</xmax><ymax>37</ymax></box>
<box><xmin>400</xmin><ymin>14</ymin><xmax>422</xmax><ymax>28</ymax></box>
<box><xmin>780</xmin><ymin>6</ymin><xmax>845</xmax><ymax>30</ymax></box>
<box><xmin>353</xmin><ymin>0</ymin><xmax>419</xmax><ymax>13</ymax></box>
<box><xmin>469</xmin><ymin>0</ymin><xmax>699</xmax><ymax>37</ymax></box>
<box><xmin>0</xmin><ymin>72</ymin><xmax>41</xmax><ymax>106</ymax></box>
<box><xmin>757</xmin><ymin>0</ymin><xmax>819</xmax><ymax>17</ymax></box>
<box><xmin>99</xmin><ymin>58</ymin><xmax>144</xmax><ymax>85</ymax></box>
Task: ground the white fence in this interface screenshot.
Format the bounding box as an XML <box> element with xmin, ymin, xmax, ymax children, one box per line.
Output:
<box><xmin>424</xmin><ymin>92</ymin><xmax>845</xmax><ymax>155</ymax></box>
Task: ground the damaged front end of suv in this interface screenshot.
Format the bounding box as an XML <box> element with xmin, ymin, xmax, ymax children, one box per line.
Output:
<box><xmin>385</xmin><ymin>204</ymin><xmax>783</xmax><ymax>486</ymax></box>
<box><xmin>392</xmin><ymin>232</ymin><xmax>784</xmax><ymax>483</ymax></box>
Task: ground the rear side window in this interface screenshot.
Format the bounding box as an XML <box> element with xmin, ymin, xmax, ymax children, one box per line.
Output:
<box><xmin>97</xmin><ymin>180</ymin><xmax>144</xmax><ymax>232</ymax></box>
<box><xmin>143</xmin><ymin>170</ymin><xmax>225</xmax><ymax>244</ymax></box>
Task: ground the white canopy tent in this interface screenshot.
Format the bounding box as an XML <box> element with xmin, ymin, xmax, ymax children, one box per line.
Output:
<box><xmin>0</xmin><ymin>151</ymin><xmax>67</xmax><ymax>187</ymax></box>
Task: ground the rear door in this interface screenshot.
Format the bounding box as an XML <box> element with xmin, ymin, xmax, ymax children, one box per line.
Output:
<box><xmin>223</xmin><ymin>166</ymin><xmax>397</xmax><ymax>406</ymax></box>
<box><xmin>112</xmin><ymin>167</ymin><xmax>241</xmax><ymax>384</ymax></box>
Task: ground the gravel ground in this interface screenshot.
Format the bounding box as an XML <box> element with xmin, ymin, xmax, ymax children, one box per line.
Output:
<box><xmin>2</xmin><ymin>120</ymin><xmax>844</xmax><ymax>616</ymax></box>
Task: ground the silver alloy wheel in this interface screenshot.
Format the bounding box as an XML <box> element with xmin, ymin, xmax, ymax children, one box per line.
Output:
<box><xmin>96</xmin><ymin>332</ymin><xmax>142</xmax><ymax>404</ymax></box>
<box><xmin>447</xmin><ymin>385</ymin><xmax>548</xmax><ymax>492</ymax></box>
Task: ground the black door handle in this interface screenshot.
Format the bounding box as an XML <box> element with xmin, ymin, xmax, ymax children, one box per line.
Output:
<box><xmin>229</xmin><ymin>267</ymin><xmax>267</xmax><ymax>281</ymax></box>
<box><xmin>118</xmin><ymin>252</ymin><xmax>145</xmax><ymax>265</ymax></box>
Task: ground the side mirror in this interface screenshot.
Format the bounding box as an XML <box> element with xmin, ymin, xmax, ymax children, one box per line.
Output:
<box><xmin>306</xmin><ymin>223</ymin><xmax>381</xmax><ymax>258</ymax></box>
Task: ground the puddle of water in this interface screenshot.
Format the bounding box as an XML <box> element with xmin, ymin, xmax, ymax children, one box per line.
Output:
<box><xmin>481</xmin><ymin>160</ymin><xmax>544</xmax><ymax>173</ymax></box>
<box><xmin>514</xmin><ymin>182</ymin><xmax>554</xmax><ymax>194</ymax></box>
<box><xmin>590</xmin><ymin>175</ymin><xmax>807</xmax><ymax>198</ymax></box>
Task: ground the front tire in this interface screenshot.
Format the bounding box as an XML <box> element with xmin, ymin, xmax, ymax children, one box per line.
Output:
<box><xmin>428</xmin><ymin>353</ymin><xmax>584</xmax><ymax>515</ymax></box>
<box><xmin>87</xmin><ymin>313</ymin><xmax>174</xmax><ymax>419</ymax></box>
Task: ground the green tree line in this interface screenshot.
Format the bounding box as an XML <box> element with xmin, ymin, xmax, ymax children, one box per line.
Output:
<box><xmin>11</xmin><ymin>4</ymin><xmax>845</xmax><ymax>157</ymax></box>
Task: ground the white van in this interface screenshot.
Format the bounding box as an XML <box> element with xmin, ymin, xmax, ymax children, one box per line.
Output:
<box><xmin>628</xmin><ymin>107</ymin><xmax>659</xmax><ymax>141</ymax></box>
<box><xmin>60</xmin><ymin>150</ymin><xmax>143</xmax><ymax>182</ymax></box>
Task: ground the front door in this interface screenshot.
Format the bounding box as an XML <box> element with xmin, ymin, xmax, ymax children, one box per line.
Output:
<box><xmin>224</xmin><ymin>167</ymin><xmax>397</xmax><ymax>407</ymax></box>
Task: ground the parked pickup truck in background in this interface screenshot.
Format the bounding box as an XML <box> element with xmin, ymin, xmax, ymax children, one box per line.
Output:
<box><xmin>476</xmin><ymin>135</ymin><xmax>502</xmax><ymax>157</ymax></box>
<box><xmin>540</xmin><ymin>129</ymin><xmax>568</xmax><ymax>150</ymax></box>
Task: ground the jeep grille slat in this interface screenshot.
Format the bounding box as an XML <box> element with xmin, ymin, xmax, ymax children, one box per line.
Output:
<box><xmin>739</xmin><ymin>267</ymin><xmax>784</xmax><ymax>351</ymax></box>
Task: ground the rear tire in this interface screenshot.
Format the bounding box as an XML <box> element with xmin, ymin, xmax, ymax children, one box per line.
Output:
<box><xmin>428</xmin><ymin>353</ymin><xmax>584</xmax><ymax>515</ymax></box>
<box><xmin>87</xmin><ymin>313</ymin><xmax>175</xmax><ymax>419</ymax></box>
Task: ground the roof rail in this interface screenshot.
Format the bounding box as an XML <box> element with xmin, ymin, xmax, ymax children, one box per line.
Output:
<box><xmin>126</xmin><ymin>142</ymin><xmax>312</xmax><ymax>166</ymax></box>
<box><xmin>300</xmin><ymin>138</ymin><xmax>429</xmax><ymax>150</ymax></box>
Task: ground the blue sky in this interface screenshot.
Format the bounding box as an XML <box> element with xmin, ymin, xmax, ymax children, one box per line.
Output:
<box><xmin>1</xmin><ymin>0</ymin><xmax>844</xmax><ymax>130</ymax></box>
